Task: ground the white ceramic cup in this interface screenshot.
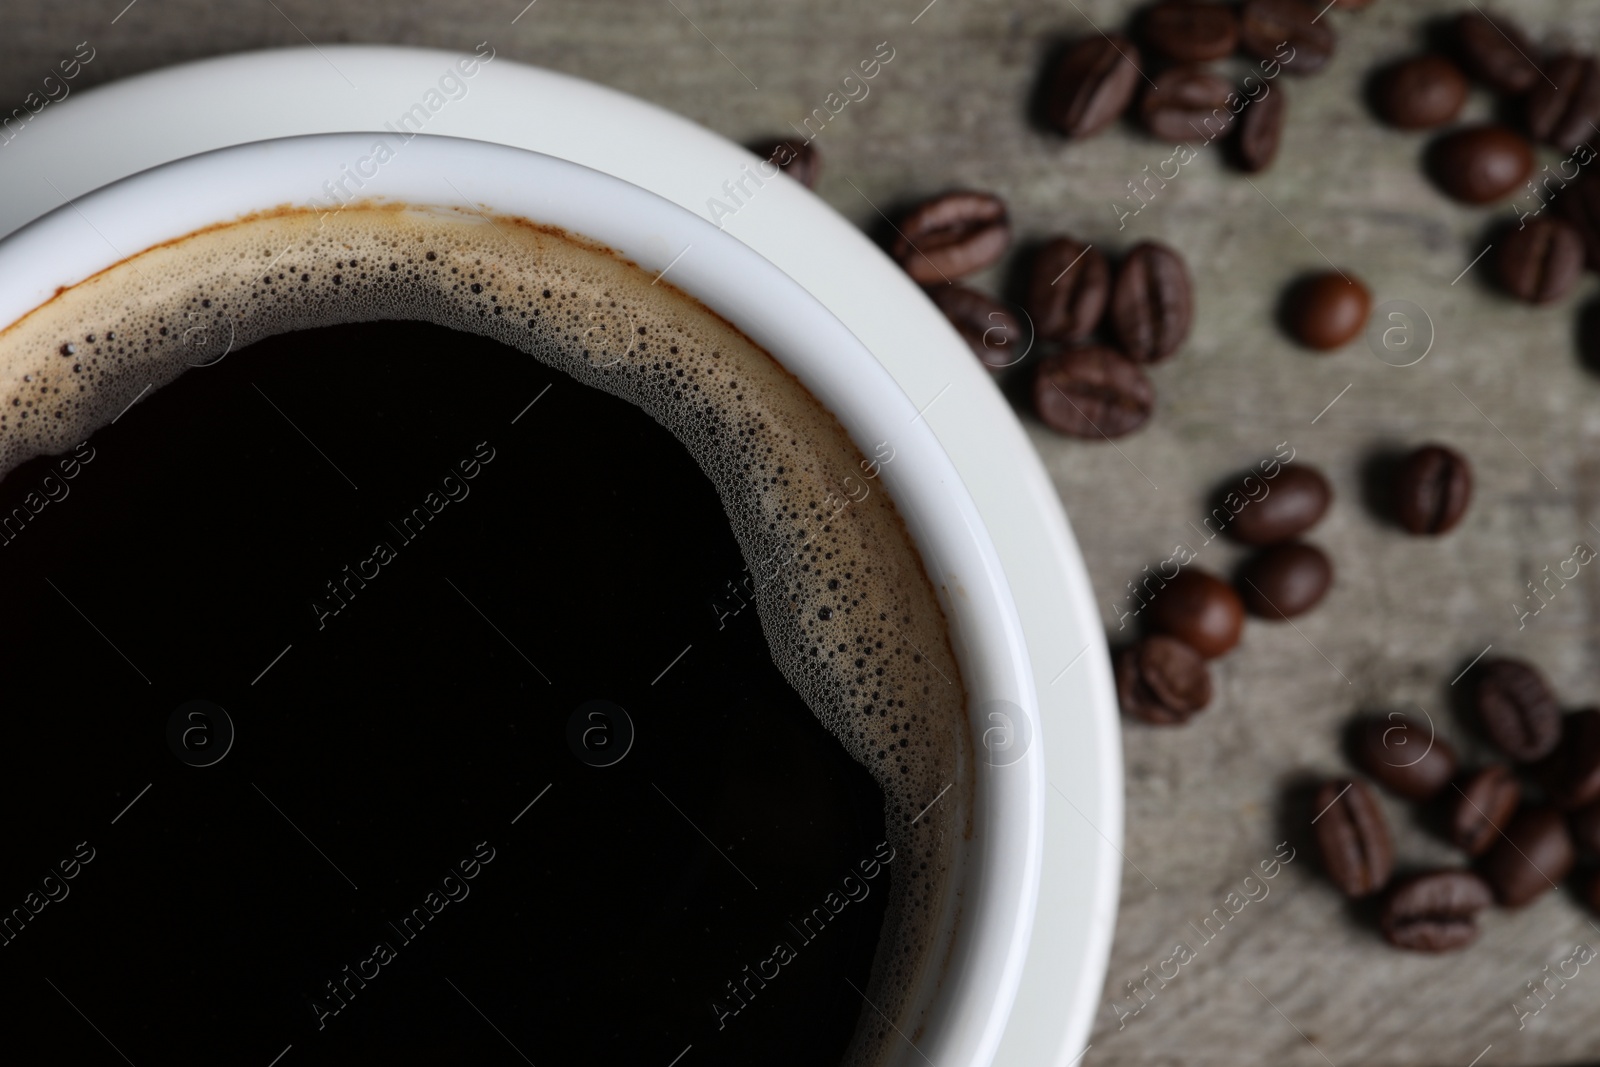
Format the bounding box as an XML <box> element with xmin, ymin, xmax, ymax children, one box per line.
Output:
<box><xmin>0</xmin><ymin>132</ymin><xmax>1045</xmax><ymax>1067</ymax></box>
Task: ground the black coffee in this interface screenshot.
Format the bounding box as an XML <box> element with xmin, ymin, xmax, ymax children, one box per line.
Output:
<box><xmin>0</xmin><ymin>207</ymin><xmax>971</xmax><ymax>1066</ymax></box>
<box><xmin>0</xmin><ymin>319</ymin><xmax>894</xmax><ymax>1064</ymax></box>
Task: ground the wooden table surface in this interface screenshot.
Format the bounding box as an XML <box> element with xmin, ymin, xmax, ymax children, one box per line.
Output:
<box><xmin>8</xmin><ymin>2</ymin><xmax>1600</xmax><ymax>1065</ymax></box>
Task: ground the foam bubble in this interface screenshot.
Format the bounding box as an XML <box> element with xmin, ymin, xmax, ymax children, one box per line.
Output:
<box><xmin>0</xmin><ymin>204</ymin><xmax>972</xmax><ymax>1066</ymax></box>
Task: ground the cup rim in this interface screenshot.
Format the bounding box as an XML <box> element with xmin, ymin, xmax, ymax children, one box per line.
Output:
<box><xmin>0</xmin><ymin>131</ymin><xmax>1046</xmax><ymax>1067</ymax></box>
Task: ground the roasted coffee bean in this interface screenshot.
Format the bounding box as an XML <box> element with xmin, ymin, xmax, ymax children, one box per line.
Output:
<box><xmin>1026</xmin><ymin>237</ymin><xmax>1110</xmax><ymax>343</ymax></box>
<box><xmin>1567</xmin><ymin>800</ymin><xmax>1600</xmax><ymax>857</ymax></box>
<box><xmin>1393</xmin><ymin>444</ymin><xmax>1471</xmax><ymax>535</ymax></box>
<box><xmin>1044</xmin><ymin>34</ymin><xmax>1144</xmax><ymax>141</ymax></box>
<box><xmin>1456</xmin><ymin>11</ymin><xmax>1542</xmax><ymax>96</ymax></box>
<box><xmin>1483</xmin><ymin>807</ymin><xmax>1574</xmax><ymax>907</ymax></box>
<box><xmin>1145</xmin><ymin>568</ymin><xmax>1244</xmax><ymax>659</ymax></box>
<box><xmin>1473</xmin><ymin>658</ymin><xmax>1561</xmax><ymax>763</ymax></box>
<box><xmin>1428</xmin><ymin>125</ymin><xmax>1535</xmax><ymax>205</ymax></box>
<box><xmin>1377</xmin><ymin>55</ymin><xmax>1469</xmax><ymax>130</ymax></box>
<box><xmin>927</xmin><ymin>286</ymin><xmax>1025</xmax><ymax>371</ymax></box>
<box><xmin>1284</xmin><ymin>272</ymin><xmax>1370</xmax><ymax>350</ymax></box>
<box><xmin>1238</xmin><ymin>542</ymin><xmax>1332</xmax><ymax>620</ymax></box>
<box><xmin>1313</xmin><ymin>779</ymin><xmax>1393</xmax><ymax>897</ymax></box>
<box><xmin>1111</xmin><ymin>242</ymin><xmax>1192</xmax><ymax>363</ymax></box>
<box><xmin>1226</xmin><ymin>463</ymin><xmax>1331</xmax><ymax>546</ymax></box>
<box><xmin>1140</xmin><ymin>2</ymin><xmax>1238</xmax><ymax>63</ymax></box>
<box><xmin>1140</xmin><ymin>66</ymin><xmax>1237</xmax><ymax>143</ymax></box>
<box><xmin>1033</xmin><ymin>346</ymin><xmax>1154</xmax><ymax>439</ymax></box>
<box><xmin>1496</xmin><ymin>217</ymin><xmax>1585</xmax><ymax>305</ymax></box>
<box><xmin>889</xmin><ymin>197</ymin><xmax>1008</xmax><ymax>281</ymax></box>
<box><xmin>1115</xmin><ymin>634</ymin><xmax>1213</xmax><ymax>725</ymax></box>
<box><xmin>1449</xmin><ymin>765</ymin><xmax>1521</xmax><ymax>857</ymax></box>
<box><xmin>1526</xmin><ymin>54</ymin><xmax>1600</xmax><ymax>153</ymax></box>
<box><xmin>1380</xmin><ymin>870</ymin><xmax>1493</xmax><ymax>952</ymax></box>
<box><xmin>1233</xmin><ymin>79</ymin><xmax>1287</xmax><ymax>173</ymax></box>
<box><xmin>1239</xmin><ymin>0</ymin><xmax>1335</xmax><ymax>77</ymax></box>
<box><xmin>1354</xmin><ymin>713</ymin><xmax>1458</xmax><ymax>801</ymax></box>
<box><xmin>889</xmin><ymin>192</ymin><xmax>1010</xmax><ymax>285</ymax></box>
<box><xmin>1557</xmin><ymin>169</ymin><xmax>1600</xmax><ymax>270</ymax></box>
<box><xmin>749</xmin><ymin>138</ymin><xmax>821</xmax><ymax>189</ymax></box>
<box><xmin>1536</xmin><ymin>709</ymin><xmax>1600</xmax><ymax>810</ymax></box>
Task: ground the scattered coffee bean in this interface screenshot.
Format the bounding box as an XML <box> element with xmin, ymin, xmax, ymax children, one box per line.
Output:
<box><xmin>1239</xmin><ymin>0</ymin><xmax>1336</xmax><ymax>77</ymax></box>
<box><xmin>1044</xmin><ymin>34</ymin><xmax>1145</xmax><ymax>141</ymax></box>
<box><xmin>1483</xmin><ymin>806</ymin><xmax>1574</xmax><ymax>907</ymax></box>
<box><xmin>1354</xmin><ymin>713</ymin><xmax>1458</xmax><ymax>801</ymax></box>
<box><xmin>1537</xmin><ymin>709</ymin><xmax>1600</xmax><ymax>810</ymax></box>
<box><xmin>1027</xmin><ymin>237</ymin><xmax>1110</xmax><ymax>343</ymax></box>
<box><xmin>749</xmin><ymin>138</ymin><xmax>821</xmax><ymax>189</ymax></box>
<box><xmin>1033</xmin><ymin>346</ymin><xmax>1154</xmax><ymax>439</ymax></box>
<box><xmin>1115</xmin><ymin>634</ymin><xmax>1213</xmax><ymax>725</ymax></box>
<box><xmin>1140</xmin><ymin>2</ymin><xmax>1239</xmax><ymax>64</ymax></box>
<box><xmin>1557</xmin><ymin>170</ymin><xmax>1600</xmax><ymax>270</ymax></box>
<box><xmin>928</xmin><ymin>286</ymin><xmax>1025</xmax><ymax>370</ymax></box>
<box><xmin>1380</xmin><ymin>870</ymin><xmax>1493</xmax><ymax>952</ymax></box>
<box><xmin>1226</xmin><ymin>463</ymin><xmax>1331</xmax><ymax>545</ymax></box>
<box><xmin>1495</xmin><ymin>216</ymin><xmax>1585</xmax><ymax>305</ymax></box>
<box><xmin>889</xmin><ymin>192</ymin><xmax>1011</xmax><ymax>285</ymax></box>
<box><xmin>1110</xmin><ymin>242</ymin><xmax>1192</xmax><ymax>363</ymax></box>
<box><xmin>1455</xmin><ymin>11</ymin><xmax>1542</xmax><ymax>96</ymax></box>
<box><xmin>1145</xmin><ymin>568</ymin><xmax>1245</xmax><ymax>659</ymax></box>
<box><xmin>1526</xmin><ymin>53</ymin><xmax>1600</xmax><ymax>153</ymax></box>
<box><xmin>1238</xmin><ymin>541</ymin><xmax>1333</xmax><ymax>619</ymax></box>
<box><xmin>1377</xmin><ymin>55</ymin><xmax>1469</xmax><ymax>130</ymax></box>
<box><xmin>1393</xmin><ymin>444</ymin><xmax>1471</xmax><ymax>535</ymax></box>
<box><xmin>1448</xmin><ymin>765</ymin><xmax>1521</xmax><ymax>857</ymax></box>
<box><xmin>1428</xmin><ymin>125</ymin><xmax>1535</xmax><ymax>204</ymax></box>
<box><xmin>1284</xmin><ymin>272</ymin><xmax>1370</xmax><ymax>350</ymax></box>
<box><xmin>1232</xmin><ymin>79</ymin><xmax>1287</xmax><ymax>172</ymax></box>
<box><xmin>1567</xmin><ymin>800</ymin><xmax>1600</xmax><ymax>857</ymax></box>
<box><xmin>1313</xmin><ymin>779</ymin><xmax>1394</xmax><ymax>897</ymax></box>
<box><xmin>1472</xmin><ymin>658</ymin><xmax>1561</xmax><ymax>763</ymax></box>
<box><xmin>1140</xmin><ymin>66</ymin><xmax>1237</xmax><ymax>143</ymax></box>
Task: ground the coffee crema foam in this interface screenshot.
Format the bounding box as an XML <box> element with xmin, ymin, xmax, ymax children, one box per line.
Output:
<box><xmin>0</xmin><ymin>203</ymin><xmax>973</xmax><ymax>1064</ymax></box>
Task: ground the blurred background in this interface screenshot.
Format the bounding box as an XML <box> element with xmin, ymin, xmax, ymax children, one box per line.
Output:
<box><xmin>8</xmin><ymin>2</ymin><xmax>1600</xmax><ymax>1065</ymax></box>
